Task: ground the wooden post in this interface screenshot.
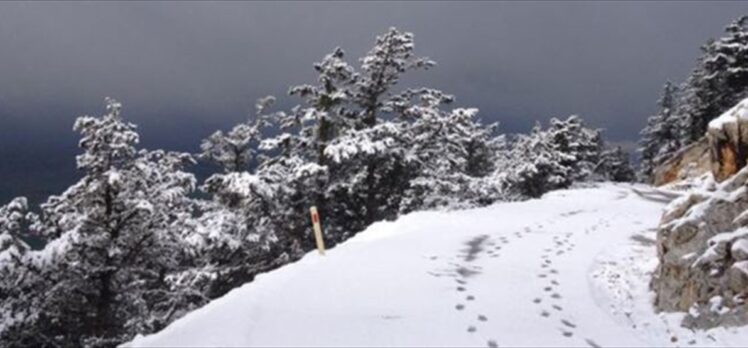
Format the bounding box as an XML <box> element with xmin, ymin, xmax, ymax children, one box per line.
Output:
<box><xmin>310</xmin><ymin>206</ymin><xmax>326</xmax><ymax>255</ymax></box>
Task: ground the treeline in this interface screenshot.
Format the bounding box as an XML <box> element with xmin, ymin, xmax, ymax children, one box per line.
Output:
<box><xmin>0</xmin><ymin>29</ymin><xmax>631</xmax><ymax>347</ymax></box>
<box><xmin>640</xmin><ymin>16</ymin><xmax>748</xmax><ymax>181</ymax></box>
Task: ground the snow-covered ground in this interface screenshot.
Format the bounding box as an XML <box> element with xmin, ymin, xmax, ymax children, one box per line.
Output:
<box><xmin>126</xmin><ymin>184</ymin><xmax>748</xmax><ymax>347</ymax></box>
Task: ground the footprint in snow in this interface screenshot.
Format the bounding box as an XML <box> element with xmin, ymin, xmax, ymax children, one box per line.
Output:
<box><xmin>466</xmin><ymin>295</ymin><xmax>475</xmax><ymax>301</ymax></box>
<box><xmin>477</xmin><ymin>314</ymin><xmax>488</xmax><ymax>322</ymax></box>
<box><xmin>551</xmin><ymin>293</ymin><xmax>562</xmax><ymax>299</ymax></box>
<box><xmin>585</xmin><ymin>338</ymin><xmax>601</xmax><ymax>348</ymax></box>
<box><xmin>561</xmin><ymin>330</ymin><xmax>573</xmax><ymax>338</ymax></box>
<box><xmin>561</xmin><ymin>319</ymin><xmax>577</xmax><ymax>328</ymax></box>
<box><xmin>487</xmin><ymin>339</ymin><xmax>499</xmax><ymax>348</ymax></box>
<box><xmin>540</xmin><ymin>310</ymin><xmax>551</xmax><ymax>318</ymax></box>
<box><xmin>551</xmin><ymin>280</ymin><xmax>559</xmax><ymax>286</ymax></box>
<box><xmin>457</xmin><ymin>286</ymin><xmax>466</xmax><ymax>292</ymax></box>
<box><xmin>455</xmin><ymin>304</ymin><xmax>465</xmax><ymax>311</ymax></box>
<box><xmin>552</xmin><ymin>304</ymin><xmax>563</xmax><ymax>311</ymax></box>
<box><xmin>533</xmin><ymin>298</ymin><xmax>542</xmax><ymax>304</ymax></box>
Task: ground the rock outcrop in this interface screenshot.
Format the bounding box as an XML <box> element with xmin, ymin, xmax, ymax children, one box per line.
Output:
<box><xmin>708</xmin><ymin>99</ymin><xmax>748</xmax><ymax>182</ymax></box>
<box><xmin>652</xmin><ymin>99</ymin><xmax>748</xmax><ymax>187</ymax></box>
<box><xmin>653</xmin><ymin>98</ymin><xmax>748</xmax><ymax>329</ymax></box>
<box><xmin>653</xmin><ymin>169</ymin><xmax>748</xmax><ymax>328</ymax></box>
<box><xmin>653</xmin><ymin>137</ymin><xmax>710</xmax><ymax>186</ymax></box>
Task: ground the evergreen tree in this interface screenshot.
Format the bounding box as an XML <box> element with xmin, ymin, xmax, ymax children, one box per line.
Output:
<box><xmin>200</xmin><ymin>96</ymin><xmax>275</xmax><ymax>173</ymax></box>
<box><xmin>353</xmin><ymin>28</ymin><xmax>435</xmax><ymax>127</ymax></box>
<box><xmin>595</xmin><ymin>146</ymin><xmax>636</xmax><ymax>182</ymax></box>
<box><xmin>0</xmin><ymin>197</ymin><xmax>33</xmax><ymax>265</ymax></box>
<box><xmin>639</xmin><ymin>81</ymin><xmax>681</xmax><ymax>181</ymax></box>
<box><xmin>545</xmin><ymin>115</ymin><xmax>603</xmax><ymax>183</ymax></box>
<box><xmin>505</xmin><ymin>116</ymin><xmax>603</xmax><ymax>198</ymax></box>
<box><xmin>677</xmin><ymin>16</ymin><xmax>748</xmax><ymax>144</ymax></box>
<box><xmin>1</xmin><ymin>99</ymin><xmax>199</xmax><ymax>347</ymax></box>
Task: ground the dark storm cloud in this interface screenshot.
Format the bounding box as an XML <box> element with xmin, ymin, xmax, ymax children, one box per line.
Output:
<box><xmin>0</xmin><ymin>1</ymin><xmax>745</xmax><ymax>202</ymax></box>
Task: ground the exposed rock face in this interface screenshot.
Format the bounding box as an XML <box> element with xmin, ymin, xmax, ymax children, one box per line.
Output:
<box><xmin>653</xmin><ymin>99</ymin><xmax>748</xmax><ymax>187</ymax></box>
<box><xmin>707</xmin><ymin>101</ymin><xmax>748</xmax><ymax>182</ymax></box>
<box><xmin>653</xmin><ymin>137</ymin><xmax>710</xmax><ymax>186</ymax></box>
<box><xmin>653</xmin><ymin>167</ymin><xmax>748</xmax><ymax>328</ymax></box>
<box><xmin>653</xmin><ymin>99</ymin><xmax>748</xmax><ymax>329</ymax></box>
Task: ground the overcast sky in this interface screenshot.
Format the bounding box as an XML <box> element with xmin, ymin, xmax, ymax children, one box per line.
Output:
<box><xmin>0</xmin><ymin>1</ymin><xmax>746</xmax><ymax>202</ymax></box>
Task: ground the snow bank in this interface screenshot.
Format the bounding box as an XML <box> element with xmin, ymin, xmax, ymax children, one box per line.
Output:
<box><xmin>125</xmin><ymin>184</ymin><xmax>748</xmax><ymax>347</ymax></box>
<box><xmin>708</xmin><ymin>98</ymin><xmax>748</xmax><ymax>130</ymax></box>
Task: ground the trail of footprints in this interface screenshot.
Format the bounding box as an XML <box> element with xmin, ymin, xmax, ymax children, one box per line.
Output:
<box><xmin>449</xmin><ymin>235</ymin><xmax>505</xmax><ymax>347</ymax></box>
<box><xmin>531</xmin><ymin>224</ymin><xmax>602</xmax><ymax>348</ymax></box>
<box><xmin>533</xmin><ymin>231</ymin><xmax>578</xmax><ymax>339</ymax></box>
<box><xmin>450</xmin><ymin>224</ymin><xmax>541</xmax><ymax>347</ymax></box>
<box><xmin>431</xmin><ymin>216</ymin><xmax>605</xmax><ymax>348</ymax></box>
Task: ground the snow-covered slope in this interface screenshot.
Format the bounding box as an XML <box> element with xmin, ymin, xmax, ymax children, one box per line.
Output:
<box><xmin>126</xmin><ymin>184</ymin><xmax>748</xmax><ymax>347</ymax></box>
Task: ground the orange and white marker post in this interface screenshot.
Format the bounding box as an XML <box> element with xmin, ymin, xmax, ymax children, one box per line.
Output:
<box><xmin>310</xmin><ymin>206</ymin><xmax>326</xmax><ymax>255</ymax></box>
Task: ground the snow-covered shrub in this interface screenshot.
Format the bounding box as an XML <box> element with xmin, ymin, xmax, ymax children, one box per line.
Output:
<box><xmin>503</xmin><ymin>116</ymin><xmax>605</xmax><ymax>198</ymax></box>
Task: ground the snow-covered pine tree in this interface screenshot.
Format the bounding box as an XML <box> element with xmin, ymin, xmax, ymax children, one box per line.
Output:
<box><xmin>331</xmin><ymin>28</ymin><xmax>439</xmax><ymax>225</ymax></box>
<box><xmin>0</xmin><ymin>197</ymin><xmax>33</xmax><ymax>266</ymax></box>
<box><xmin>1</xmin><ymin>99</ymin><xmax>199</xmax><ymax>347</ymax></box>
<box><xmin>353</xmin><ymin>27</ymin><xmax>435</xmax><ymax>128</ymax></box>
<box><xmin>545</xmin><ymin>115</ymin><xmax>604</xmax><ymax>182</ymax></box>
<box><xmin>595</xmin><ymin>146</ymin><xmax>636</xmax><ymax>182</ymax></box>
<box><xmin>190</xmin><ymin>93</ymin><xmax>331</xmax><ymax>298</ymax></box>
<box><xmin>505</xmin><ymin>116</ymin><xmax>602</xmax><ymax>198</ymax></box>
<box><xmin>390</xmin><ymin>90</ymin><xmax>505</xmax><ymax>211</ymax></box>
<box><xmin>257</xmin><ymin>28</ymin><xmax>440</xmax><ymax>245</ymax></box>
<box><xmin>200</xmin><ymin>96</ymin><xmax>275</xmax><ymax>174</ymax></box>
<box><xmin>677</xmin><ymin>16</ymin><xmax>748</xmax><ymax>145</ymax></box>
<box><xmin>272</xmin><ymin>47</ymin><xmax>359</xmax><ymax>245</ymax></box>
<box><xmin>505</xmin><ymin>123</ymin><xmax>570</xmax><ymax>198</ymax></box>
<box><xmin>639</xmin><ymin>81</ymin><xmax>681</xmax><ymax>181</ymax></box>
<box><xmin>0</xmin><ymin>197</ymin><xmax>36</xmax><ymax>341</ymax></box>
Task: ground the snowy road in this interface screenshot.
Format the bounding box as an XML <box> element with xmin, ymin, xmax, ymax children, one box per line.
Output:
<box><xmin>127</xmin><ymin>184</ymin><xmax>748</xmax><ymax>347</ymax></box>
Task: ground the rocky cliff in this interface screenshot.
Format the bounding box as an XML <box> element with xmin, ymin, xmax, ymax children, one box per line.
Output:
<box><xmin>653</xmin><ymin>98</ymin><xmax>748</xmax><ymax>328</ymax></box>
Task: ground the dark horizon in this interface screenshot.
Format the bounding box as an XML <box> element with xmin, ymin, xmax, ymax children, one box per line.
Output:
<box><xmin>1</xmin><ymin>2</ymin><xmax>746</xmax><ymax>205</ymax></box>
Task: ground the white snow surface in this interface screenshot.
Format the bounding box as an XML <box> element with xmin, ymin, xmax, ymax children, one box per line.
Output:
<box><xmin>708</xmin><ymin>97</ymin><xmax>748</xmax><ymax>130</ymax></box>
<box><xmin>126</xmin><ymin>184</ymin><xmax>748</xmax><ymax>347</ymax></box>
